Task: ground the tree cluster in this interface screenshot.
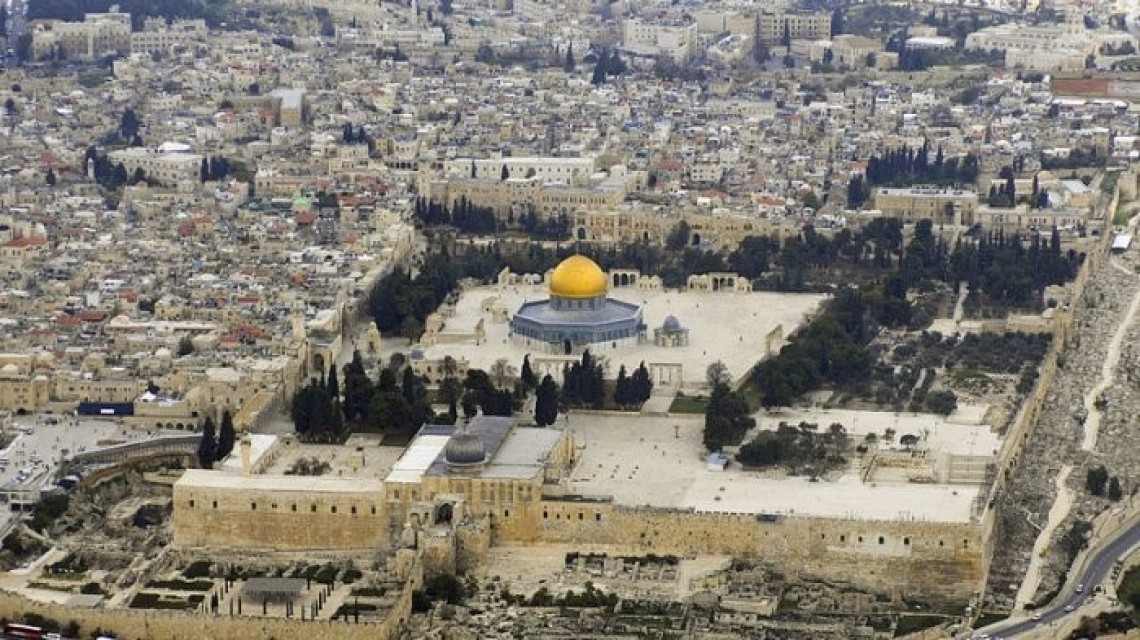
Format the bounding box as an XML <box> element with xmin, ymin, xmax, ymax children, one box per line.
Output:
<box><xmin>703</xmin><ymin>382</ymin><xmax>754</xmax><ymax>452</ymax></box>
<box><xmin>367</xmin><ymin>252</ymin><xmax>463</xmax><ymax>340</ymax></box>
<box><xmin>614</xmin><ymin>362</ymin><xmax>653</xmax><ymax>408</ymax></box>
<box><xmin>591</xmin><ymin>49</ymin><xmax>628</xmax><ymax>86</ymax></box>
<box><xmin>737</xmin><ymin>421</ymin><xmax>849</xmax><ymax>476</ymax></box>
<box><xmin>863</xmin><ymin>142</ymin><xmax>980</xmax><ymax>189</ymax></box>
<box><xmin>196</xmin><ymin>411</ymin><xmax>237</xmax><ymax>469</ymax></box>
<box><xmin>561</xmin><ymin>350</ymin><xmax>605</xmax><ymax>409</ymax></box>
<box><xmin>949</xmin><ymin>228</ymin><xmax>1081</xmax><ymax>307</ymax></box>
<box><xmin>1040</xmin><ymin>147</ymin><xmax>1106</xmax><ymax>170</ymax></box>
<box><xmin>199</xmin><ymin>156</ymin><xmax>231</xmax><ymax>183</ymax></box>
<box><xmin>291</xmin><ymin>370</ymin><xmax>344</xmax><ymax>442</ymax></box>
<box><xmin>84</xmin><ymin>146</ymin><xmax>130</xmax><ymax>192</ymax></box>
<box><xmin>512</xmin><ymin>208</ymin><xmax>570</xmax><ymax>241</ymax></box>
<box><xmin>1086</xmin><ymin>465</ymin><xmax>1125</xmax><ymax>501</ymax></box>
<box><xmin>413</xmin><ymin>197</ymin><xmax>498</xmax><ymax>235</ymax></box>
<box><xmin>753</xmin><ymin>287</ymin><xmax>874</xmax><ymax>408</ymax></box>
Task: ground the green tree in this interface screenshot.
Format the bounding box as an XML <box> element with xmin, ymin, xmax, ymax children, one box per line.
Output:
<box><xmin>520</xmin><ymin>354</ymin><xmax>538</xmax><ymax>392</ymax></box>
<box><xmin>706</xmin><ymin>361</ymin><xmax>731</xmax><ymax>388</ymax></box>
<box><xmin>564</xmin><ymin>43</ymin><xmax>575</xmax><ymax>72</ymax></box>
<box><xmin>217</xmin><ymin>410</ymin><xmax>235</xmax><ymax>459</ymax></box>
<box><xmin>535</xmin><ymin>375</ymin><xmax>559</xmax><ymax>426</ymax></box>
<box><xmin>703</xmin><ymin>383</ymin><xmax>755</xmax><ymax>451</ymax></box>
<box><xmin>177</xmin><ymin>335</ymin><xmax>194</xmax><ymax>356</ymax></box>
<box><xmin>1108</xmin><ymin>476</ymin><xmax>1123</xmax><ymax>501</ymax></box>
<box><xmin>120</xmin><ymin>107</ymin><xmax>140</xmax><ymax>140</ymax></box>
<box><xmin>1086</xmin><ymin>465</ymin><xmax>1109</xmax><ymax>496</ymax></box>
<box><xmin>45</xmin><ymin>168</ymin><xmax>56</xmax><ymax>187</ymax></box>
<box><xmin>614</xmin><ymin>365</ymin><xmax>630</xmax><ymax>407</ymax></box>
<box><xmin>197</xmin><ymin>417</ymin><xmax>217</xmax><ymax>469</ymax></box>
<box><xmin>665</xmin><ymin>220</ymin><xmax>691</xmax><ymax>251</ymax></box>
<box><xmin>631</xmin><ymin>361</ymin><xmax>653</xmax><ymax>404</ymax></box>
<box><xmin>342</xmin><ymin>350</ymin><xmax>374</xmax><ymax>423</ymax></box>
<box><xmin>327</xmin><ymin>365</ymin><xmax>340</xmax><ymax>400</ymax></box>
<box><xmin>591</xmin><ymin>50</ymin><xmax>609</xmax><ymax>85</ymax></box>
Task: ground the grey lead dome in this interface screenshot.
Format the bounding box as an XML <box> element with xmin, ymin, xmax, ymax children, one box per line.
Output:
<box><xmin>444</xmin><ymin>430</ymin><xmax>487</xmax><ymax>466</ymax></box>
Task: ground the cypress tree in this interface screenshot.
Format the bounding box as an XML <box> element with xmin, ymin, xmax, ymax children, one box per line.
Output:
<box><xmin>535</xmin><ymin>375</ymin><xmax>559</xmax><ymax>426</ymax></box>
<box><xmin>198</xmin><ymin>417</ymin><xmax>218</xmax><ymax>469</ymax></box>
<box><xmin>217</xmin><ymin>410</ymin><xmax>236</xmax><ymax>459</ymax></box>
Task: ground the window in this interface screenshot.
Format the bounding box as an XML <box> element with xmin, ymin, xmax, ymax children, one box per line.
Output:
<box><xmin>371</xmin><ymin>506</ymin><xmax>377</xmax><ymax>515</ymax></box>
<box><xmin>840</xmin><ymin>535</ymin><xmax>846</xmax><ymax>542</ymax></box>
<box><xmin>878</xmin><ymin>536</ymin><xmax>884</xmax><ymax>545</ymax></box>
<box><xmin>578</xmin><ymin>512</ymin><xmax>584</xmax><ymax>520</ymax></box>
<box><xmin>331</xmin><ymin>506</ymin><xmax>337</xmax><ymax>514</ymax></box>
<box><xmin>903</xmin><ymin>537</ymin><xmax>910</xmax><ymax>546</ymax></box>
<box><xmin>350</xmin><ymin>506</ymin><xmax>357</xmax><ymax>515</ymax></box>
<box><xmin>543</xmin><ymin>511</ymin><xmax>548</xmax><ymax>519</ymax></box>
<box><xmin>251</xmin><ymin>503</ymin><xmax>257</xmax><ymax>511</ymax></box>
<box><xmin>595</xmin><ymin>513</ymin><xmax>601</xmax><ymax>522</ymax></box>
<box><xmin>212</xmin><ymin>501</ymin><xmax>217</xmax><ymax>509</ymax></box>
<box><xmin>189</xmin><ymin>500</ymin><xmax>195</xmax><ymax>508</ymax></box>
<box><xmin>503</xmin><ymin>509</ymin><xmax>510</xmax><ymax>517</ymax></box>
<box><xmin>291</xmin><ymin>504</ymin><xmax>297</xmax><ymax>512</ymax></box>
<box><xmin>857</xmin><ymin>536</ymin><xmax>863</xmax><ymax>543</ymax></box>
<box><xmin>311</xmin><ymin>505</ymin><xmax>317</xmax><ymax>513</ymax></box>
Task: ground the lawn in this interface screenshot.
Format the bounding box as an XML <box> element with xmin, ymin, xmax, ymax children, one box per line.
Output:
<box><xmin>668</xmin><ymin>394</ymin><xmax>708</xmax><ymax>414</ymax></box>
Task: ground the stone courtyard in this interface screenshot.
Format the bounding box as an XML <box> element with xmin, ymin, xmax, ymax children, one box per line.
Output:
<box><xmin>418</xmin><ymin>282</ymin><xmax>826</xmax><ymax>388</ymax></box>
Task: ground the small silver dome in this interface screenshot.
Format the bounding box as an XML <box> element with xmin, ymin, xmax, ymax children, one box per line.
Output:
<box><xmin>444</xmin><ymin>430</ymin><xmax>486</xmax><ymax>467</ymax></box>
<box><xmin>662</xmin><ymin>315</ymin><xmax>682</xmax><ymax>332</ymax></box>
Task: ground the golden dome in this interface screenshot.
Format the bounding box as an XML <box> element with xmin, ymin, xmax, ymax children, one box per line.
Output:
<box><xmin>549</xmin><ymin>255</ymin><xmax>608</xmax><ymax>299</ymax></box>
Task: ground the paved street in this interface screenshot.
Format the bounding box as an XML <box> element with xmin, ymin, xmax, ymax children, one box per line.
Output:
<box><xmin>974</xmin><ymin>513</ymin><xmax>1140</xmax><ymax>638</ymax></box>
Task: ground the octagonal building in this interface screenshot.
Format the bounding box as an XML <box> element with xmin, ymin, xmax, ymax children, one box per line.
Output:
<box><xmin>509</xmin><ymin>255</ymin><xmax>644</xmax><ymax>353</ymax></box>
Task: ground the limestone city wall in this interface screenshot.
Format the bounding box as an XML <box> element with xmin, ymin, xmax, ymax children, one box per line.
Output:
<box><xmin>531</xmin><ymin>500</ymin><xmax>985</xmax><ymax>604</ymax></box>
<box><xmin>172</xmin><ymin>483</ymin><xmax>388</xmax><ymax>550</ymax></box>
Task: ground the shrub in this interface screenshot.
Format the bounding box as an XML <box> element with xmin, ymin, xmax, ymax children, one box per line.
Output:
<box><xmin>181</xmin><ymin>561</ymin><xmax>212</xmax><ymax>579</ymax></box>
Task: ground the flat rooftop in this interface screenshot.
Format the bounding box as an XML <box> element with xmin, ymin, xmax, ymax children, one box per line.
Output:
<box><xmin>417</xmin><ymin>284</ymin><xmax>827</xmax><ymax>386</ymax></box>
<box><xmin>258</xmin><ymin>433</ymin><xmax>403</xmax><ymax>480</ymax></box>
<box><xmin>752</xmin><ymin>407</ymin><xmax>1001</xmax><ymax>458</ymax></box>
<box><xmin>176</xmin><ymin>469</ymin><xmax>383</xmax><ymax>493</ymax></box>
<box><xmin>563</xmin><ymin>413</ymin><xmax>985</xmax><ymax>523</ymax></box>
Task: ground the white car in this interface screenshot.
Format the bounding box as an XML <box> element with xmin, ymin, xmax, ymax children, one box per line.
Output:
<box><xmin>1032</xmin><ymin>613</ymin><xmax>1042</xmax><ymax>621</ymax></box>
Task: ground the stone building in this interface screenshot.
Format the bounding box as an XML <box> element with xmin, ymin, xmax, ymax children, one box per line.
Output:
<box><xmin>509</xmin><ymin>255</ymin><xmax>645</xmax><ymax>352</ymax></box>
<box><xmin>171</xmin><ymin>412</ymin><xmax>989</xmax><ymax>604</ymax></box>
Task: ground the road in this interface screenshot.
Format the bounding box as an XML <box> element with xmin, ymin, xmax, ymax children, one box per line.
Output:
<box><xmin>972</xmin><ymin>515</ymin><xmax>1140</xmax><ymax>638</ymax></box>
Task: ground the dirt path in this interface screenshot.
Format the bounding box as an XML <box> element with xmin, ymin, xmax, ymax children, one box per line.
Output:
<box><xmin>1015</xmin><ymin>465</ymin><xmax>1074</xmax><ymax>610</ymax></box>
<box><xmin>1081</xmin><ymin>264</ymin><xmax>1140</xmax><ymax>452</ymax></box>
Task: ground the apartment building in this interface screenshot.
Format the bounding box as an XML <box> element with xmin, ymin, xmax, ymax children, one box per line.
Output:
<box><xmin>30</xmin><ymin>11</ymin><xmax>131</xmax><ymax>61</ymax></box>
<box><xmin>872</xmin><ymin>187</ymin><xmax>979</xmax><ymax>226</ymax></box>
<box><xmin>130</xmin><ymin>18</ymin><xmax>208</xmax><ymax>56</ymax></box>
<box><xmin>622</xmin><ymin>19</ymin><xmax>698</xmax><ymax>63</ymax></box>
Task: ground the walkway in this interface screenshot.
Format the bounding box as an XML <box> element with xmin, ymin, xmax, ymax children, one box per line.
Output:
<box><xmin>1014</xmin><ymin>465</ymin><xmax>1073</xmax><ymax>610</ymax></box>
<box><xmin>1081</xmin><ymin>260</ymin><xmax>1140</xmax><ymax>452</ymax></box>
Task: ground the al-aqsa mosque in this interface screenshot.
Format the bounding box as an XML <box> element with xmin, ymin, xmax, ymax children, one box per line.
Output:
<box><xmin>509</xmin><ymin>255</ymin><xmax>645</xmax><ymax>353</ymax></box>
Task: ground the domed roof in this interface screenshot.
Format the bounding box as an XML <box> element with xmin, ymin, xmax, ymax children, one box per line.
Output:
<box><xmin>444</xmin><ymin>429</ymin><xmax>487</xmax><ymax>467</ymax></box>
<box><xmin>662</xmin><ymin>315</ymin><xmax>683</xmax><ymax>331</ymax></box>
<box><xmin>549</xmin><ymin>255</ymin><xmax>607</xmax><ymax>299</ymax></box>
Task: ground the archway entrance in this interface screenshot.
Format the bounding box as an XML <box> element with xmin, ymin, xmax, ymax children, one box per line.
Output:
<box><xmin>563</xmin><ymin>340</ymin><xmax>572</xmax><ymax>355</ymax></box>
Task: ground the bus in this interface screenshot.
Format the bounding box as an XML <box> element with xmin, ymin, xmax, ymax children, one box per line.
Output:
<box><xmin>3</xmin><ymin>622</ymin><xmax>45</xmax><ymax>638</ymax></box>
